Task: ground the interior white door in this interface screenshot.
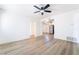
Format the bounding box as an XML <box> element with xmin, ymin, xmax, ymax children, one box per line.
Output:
<box><xmin>30</xmin><ymin>22</ymin><xmax>36</xmax><ymax>36</ymax></box>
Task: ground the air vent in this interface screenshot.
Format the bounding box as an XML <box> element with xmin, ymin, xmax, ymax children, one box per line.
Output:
<box><xmin>66</xmin><ymin>36</ymin><xmax>77</xmax><ymax>42</ymax></box>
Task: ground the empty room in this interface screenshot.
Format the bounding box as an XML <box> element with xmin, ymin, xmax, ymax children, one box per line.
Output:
<box><xmin>0</xmin><ymin>4</ymin><xmax>79</xmax><ymax>55</ymax></box>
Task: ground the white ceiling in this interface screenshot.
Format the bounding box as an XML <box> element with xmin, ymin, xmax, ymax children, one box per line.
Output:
<box><xmin>52</xmin><ymin>4</ymin><xmax>79</xmax><ymax>15</ymax></box>
<box><xmin>1</xmin><ymin>4</ymin><xmax>79</xmax><ymax>20</ymax></box>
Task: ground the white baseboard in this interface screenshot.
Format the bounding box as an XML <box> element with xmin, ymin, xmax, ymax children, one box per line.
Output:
<box><xmin>0</xmin><ymin>35</ymin><xmax>30</xmax><ymax>45</ymax></box>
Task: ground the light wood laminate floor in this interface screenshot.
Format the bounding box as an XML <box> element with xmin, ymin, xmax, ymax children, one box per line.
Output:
<box><xmin>0</xmin><ymin>34</ymin><xmax>79</xmax><ymax>55</ymax></box>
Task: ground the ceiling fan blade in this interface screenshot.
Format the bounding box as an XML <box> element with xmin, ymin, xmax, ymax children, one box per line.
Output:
<box><xmin>44</xmin><ymin>4</ymin><xmax>50</xmax><ymax>9</ymax></box>
<box><xmin>34</xmin><ymin>11</ymin><xmax>40</xmax><ymax>13</ymax></box>
<box><xmin>34</xmin><ymin>5</ymin><xmax>41</xmax><ymax>10</ymax></box>
<box><xmin>44</xmin><ymin>10</ymin><xmax>51</xmax><ymax>13</ymax></box>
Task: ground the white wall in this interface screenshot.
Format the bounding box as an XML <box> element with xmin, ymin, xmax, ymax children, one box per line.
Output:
<box><xmin>50</xmin><ymin>9</ymin><xmax>79</xmax><ymax>43</ymax></box>
<box><xmin>51</xmin><ymin>11</ymin><xmax>74</xmax><ymax>40</ymax></box>
<box><xmin>0</xmin><ymin>14</ymin><xmax>1</xmax><ymax>37</ymax></box>
<box><xmin>36</xmin><ymin>20</ymin><xmax>42</xmax><ymax>36</ymax></box>
<box><xmin>0</xmin><ymin>5</ymin><xmax>43</xmax><ymax>44</ymax></box>
<box><xmin>40</xmin><ymin>9</ymin><xmax>79</xmax><ymax>43</ymax></box>
<box><xmin>0</xmin><ymin>14</ymin><xmax>3</xmax><ymax>40</ymax></box>
<box><xmin>0</xmin><ymin>5</ymin><xmax>33</xmax><ymax>44</ymax></box>
<box><xmin>73</xmin><ymin>12</ymin><xmax>79</xmax><ymax>43</ymax></box>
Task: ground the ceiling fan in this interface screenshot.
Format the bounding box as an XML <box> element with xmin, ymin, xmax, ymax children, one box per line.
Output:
<box><xmin>34</xmin><ymin>4</ymin><xmax>52</xmax><ymax>15</ymax></box>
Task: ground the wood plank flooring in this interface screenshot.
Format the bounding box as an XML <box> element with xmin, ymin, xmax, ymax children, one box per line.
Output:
<box><xmin>0</xmin><ymin>34</ymin><xmax>79</xmax><ymax>55</ymax></box>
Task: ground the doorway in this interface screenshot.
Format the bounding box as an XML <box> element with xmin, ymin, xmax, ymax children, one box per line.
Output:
<box><xmin>42</xmin><ymin>19</ymin><xmax>54</xmax><ymax>35</ymax></box>
<box><xmin>30</xmin><ymin>22</ymin><xmax>37</xmax><ymax>38</ymax></box>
